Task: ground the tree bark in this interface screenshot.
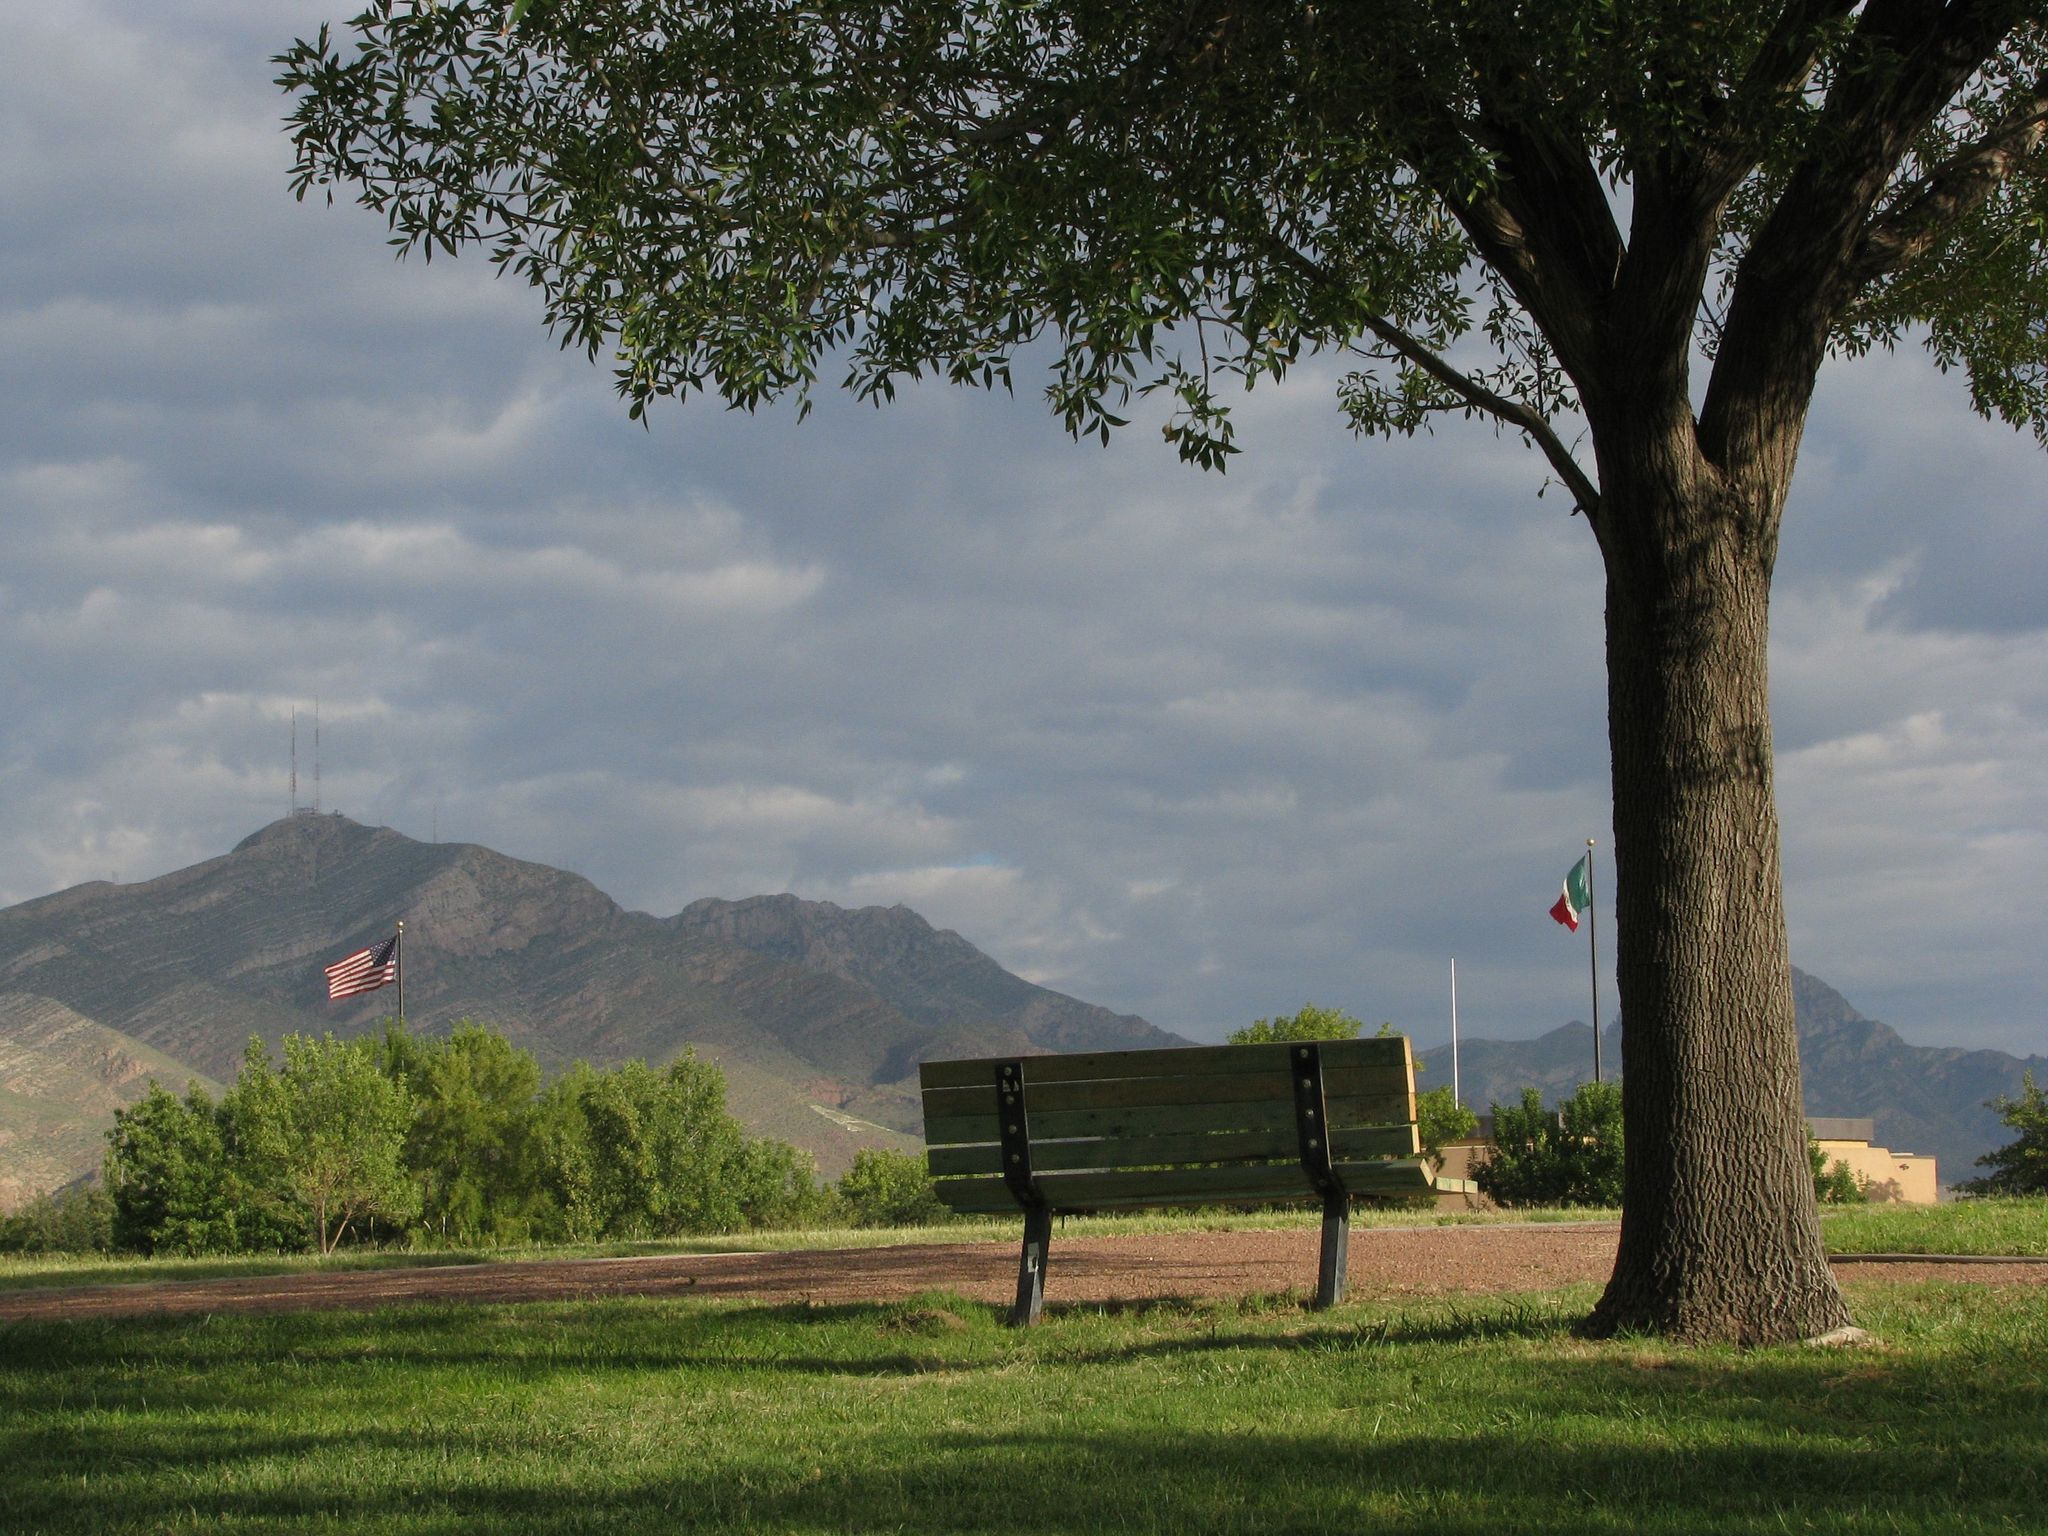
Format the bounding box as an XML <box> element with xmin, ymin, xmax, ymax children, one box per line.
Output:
<box><xmin>1581</xmin><ymin>419</ymin><xmax>1851</xmax><ymax>1345</ymax></box>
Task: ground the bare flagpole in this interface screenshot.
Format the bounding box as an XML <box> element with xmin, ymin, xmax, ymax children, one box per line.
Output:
<box><xmin>395</xmin><ymin>919</ymin><xmax>405</xmax><ymax>1027</ymax></box>
<box><xmin>1587</xmin><ymin>839</ymin><xmax>1602</xmax><ymax>1084</ymax></box>
<box><xmin>1450</xmin><ymin>957</ymin><xmax>1461</xmax><ymax>1106</ymax></box>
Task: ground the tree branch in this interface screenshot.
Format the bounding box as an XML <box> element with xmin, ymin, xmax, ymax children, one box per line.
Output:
<box><xmin>1700</xmin><ymin>0</ymin><xmax>2038</xmax><ymax>474</ymax></box>
<box><xmin>1355</xmin><ymin>313</ymin><xmax>1604</xmax><ymax>517</ymax></box>
<box><xmin>1692</xmin><ymin>0</ymin><xmax>1861</xmax><ymax>206</ymax></box>
<box><xmin>1257</xmin><ymin>232</ymin><xmax>1599</xmax><ymax>514</ymax></box>
<box><xmin>1851</xmin><ymin>82</ymin><xmax>2048</xmax><ymax>285</ymax></box>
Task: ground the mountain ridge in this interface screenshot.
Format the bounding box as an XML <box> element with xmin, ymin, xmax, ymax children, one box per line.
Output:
<box><xmin>2</xmin><ymin>815</ymin><xmax>2036</xmax><ymax>1203</ymax></box>
<box><xmin>1415</xmin><ymin>968</ymin><xmax>2045</xmax><ymax>1186</ymax></box>
<box><xmin>0</xmin><ymin>814</ymin><xmax>1186</xmax><ymax>1197</ymax></box>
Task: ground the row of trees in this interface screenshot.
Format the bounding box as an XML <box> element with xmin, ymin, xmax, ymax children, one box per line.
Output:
<box><xmin>8</xmin><ymin>1015</ymin><xmax>2039</xmax><ymax>1257</ymax></box>
<box><xmin>94</xmin><ymin>1023</ymin><xmax>917</xmax><ymax>1257</ymax></box>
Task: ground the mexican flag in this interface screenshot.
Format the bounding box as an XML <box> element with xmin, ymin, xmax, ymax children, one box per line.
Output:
<box><xmin>1550</xmin><ymin>854</ymin><xmax>1591</xmax><ymax>931</ymax></box>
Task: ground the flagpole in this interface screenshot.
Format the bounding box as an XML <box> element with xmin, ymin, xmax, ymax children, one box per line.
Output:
<box><xmin>1450</xmin><ymin>957</ymin><xmax>1461</xmax><ymax>1106</ymax></box>
<box><xmin>395</xmin><ymin>920</ymin><xmax>405</xmax><ymax>1027</ymax></box>
<box><xmin>1586</xmin><ymin>839</ymin><xmax>1602</xmax><ymax>1084</ymax></box>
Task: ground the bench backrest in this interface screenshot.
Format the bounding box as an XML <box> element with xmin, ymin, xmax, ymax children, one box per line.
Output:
<box><xmin>920</xmin><ymin>1038</ymin><xmax>1427</xmax><ymax>1214</ymax></box>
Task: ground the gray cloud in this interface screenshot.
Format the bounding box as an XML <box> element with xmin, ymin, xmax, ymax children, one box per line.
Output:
<box><xmin>2</xmin><ymin>2</ymin><xmax>2043</xmax><ymax>1064</ymax></box>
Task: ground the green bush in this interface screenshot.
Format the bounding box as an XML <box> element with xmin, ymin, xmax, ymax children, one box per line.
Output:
<box><xmin>376</xmin><ymin>1020</ymin><xmax>549</xmax><ymax>1244</ymax></box>
<box><xmin>836</xmin><ymin>1147</ymin><xmax>949</xmax><ymax>1227</ymax></box>
<box><xmin>1475</xmin><ymin>1081</ymin><xmax>1624</xmax><ymax>1208</ymax></box>
<box><xmin>103</xmin><ymin>1081</ymin><xmax>283</xmax><ymax>1255</ymax></box>
<box><xmin>96</xmin><ymin>1022</ymin><xmax>837</xmax><ymax>1254</ymax></box>
<box><xmin>731</xmin><ymin>1137</ymin><xmax>838</xmax><ymax>1229</ymax></box>
<box><xmin>1808</xmin><ymin>1131</ymin><xmax>1869</xmax><ymax>1204</ymax></box>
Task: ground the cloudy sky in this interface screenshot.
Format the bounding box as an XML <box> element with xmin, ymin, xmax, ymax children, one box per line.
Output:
<box><xmin>5</xmin><ymin>2</ymin><xmax>2044</xmax><ymax>1056</ymax></box>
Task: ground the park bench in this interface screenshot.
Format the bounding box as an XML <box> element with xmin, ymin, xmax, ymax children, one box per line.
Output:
<box><xmin>919</xmin><ymin>1037</ymin><xmax>1431</xmax><ymax>1324</ymax></box>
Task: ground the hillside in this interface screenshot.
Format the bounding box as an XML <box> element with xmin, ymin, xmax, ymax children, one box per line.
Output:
<box><xmin>1416</xmin><ymin>969</ymin><xmax>2045</xmax><ymax>1186</ymax></box>
<box><xmin>0</xmin><ymin>815</ymin><xmax>1186</xmax><ymax>1200</ymax></box>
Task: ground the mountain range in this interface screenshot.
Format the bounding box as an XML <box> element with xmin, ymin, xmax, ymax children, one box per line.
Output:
<box><xmin>1416</xmin><ymin>967</ymin><xmax>2043</xmax><ymax>1182</ymax></box>
<box><xmin>0</xmin><ymin>814</ymin><xmax>1178</xmax><ymax>1205</ymax></box>
<box><xmin>1</xmin><ymin>814</ymin><xmax>2038</xmax><ymax>1206</ymax></box>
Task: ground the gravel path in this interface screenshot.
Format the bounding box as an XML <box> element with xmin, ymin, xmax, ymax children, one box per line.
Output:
<box><xmin>2</xmin><ymin>1223</ymin><xmax>2041</xmax><ymax>1324</ymax></box>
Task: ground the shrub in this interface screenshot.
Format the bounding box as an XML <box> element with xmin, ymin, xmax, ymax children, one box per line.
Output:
<box><xmin>837</xmin><ymin>1147</ymin><xmax>948</xmax><ymax>1227</ymax></box>
<box><xmin>1416</xmin><ymin>1084</ymin><xmax>1479</xmax><ymax>1164</ymax></box>
<box><xmin>1808</xmin><ymin>1131</ymin><xmax>1869</xmax><ymax>1205</ymax></box>
<box><xmin>1475</xmin><ymin>1081</ymin><xmax>1624</xmax><ymax>1208</ymax></box>
<box><xmin>104</xmin><ymin>1082</ymin><xmax>253</xmax><ymax>1255</ymax></box>
<box><xmin>731</xmin><ymin>1137</ymin><xmax>836</xmax><ymax>1229</ymax></box>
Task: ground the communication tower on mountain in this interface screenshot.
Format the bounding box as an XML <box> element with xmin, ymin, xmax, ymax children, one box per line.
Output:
<box><xmin>289</xmin><ymin>702</ymin><xmax>324</xmax><ymax>817</ymax></box>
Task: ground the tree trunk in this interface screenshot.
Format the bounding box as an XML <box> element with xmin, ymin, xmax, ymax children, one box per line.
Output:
<box><xmin>1581</xmin><ymin>424</ymin><xmax>1852</xmax><ymax>1345</ymax></box>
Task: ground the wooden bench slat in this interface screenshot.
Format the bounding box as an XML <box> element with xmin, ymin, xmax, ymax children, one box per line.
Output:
<box><xmin>925</xmin><ymin>1121</ymin><xmax>1419</xmax><ymax>1178</ymax></box>
<box><xmin>916</xmin><ymin>1036</ymin><xmax>1410</xmax><ymax>1091</ymax></box>
<box><xmin>928</xmin><ymin>1127</ymin><xmax>1292</xmax><ymax>1177</ymax></box>
<box><xmin>921</xmin><ymin>1090</ymin><xmax>1416</xmax><ymax>1148</ymax></box>
<box><xmin>931</xmin><ymin>1158</ymin><xmax>1431</xmax><ymax>1213</ymax></box>
<box><xmin>920</xmin><ymin>1061</ymin><xmax>1413</xmax><ymax>1119</ymax></box>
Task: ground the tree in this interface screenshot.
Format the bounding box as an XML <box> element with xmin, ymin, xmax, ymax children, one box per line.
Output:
<box><xmin>1961</xmin><ymin>1070</ymin><xmax>2048</xmax><ymax>1195</ymax></box>
<box><xmin>1227</xmin><ymin>1004</ymin><xmax>1368</xmax><ymax>1044</ymax></box>
<box><xmin>534</xmin><ymin>1052</ymin><xmax>757</xmax><ymax>1238</ymax></box>
<box><xmin>1416</xmin><ymin>1083</ymin><xmax>1480</xmax><ymax>1165</ymax></box>
<box><xmin>729</xmin><ymin>1137</ymin><xmax>836</xmax><ymax>1229</ymax></box>
<box><xmin>228</xmin><ymin>1035</ymin><xmax>421</xmax><ymax>1253</ymax></box>
<box><xmin>280</xmin><ymin>3</ymin><xmax>2048</xmax><ymax>1341</ymax></box>
<box><xmin>1476</xmin><ymin>1081</ymin><xmax>1625</xmax><ymax>1208</ymax></box>
<box><xmin>377</xmin><ymin>1019</ymin><xmax>549</xmax><ymax>1243</ymax></box>
<box><xmin>102</xmin><ymin>1082</ymin><xmax>243</xmax><ymax>1255</ymax></box>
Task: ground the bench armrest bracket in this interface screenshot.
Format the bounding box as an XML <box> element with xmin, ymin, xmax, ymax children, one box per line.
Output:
<box><xmin>996</xmin><ymin>1061</ymin><xmax>1046</xmax><ymax>1212</ymax></box>
<box><xmin>1290</xmin><ymin>1043</ymin><xmax>1346</xmax><ymax>1204</ymax></box>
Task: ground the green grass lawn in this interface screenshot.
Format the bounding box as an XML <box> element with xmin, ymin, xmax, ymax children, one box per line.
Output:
<box><xmin>2</xmin><ymin>1280</ymin><xmax>2043</xmax><ymax>1534</ymax></box>
<box><xmin>1822</xmin><ymin>1197</ymin><xmax>2048</xmax><ymax>1257</ymax></box>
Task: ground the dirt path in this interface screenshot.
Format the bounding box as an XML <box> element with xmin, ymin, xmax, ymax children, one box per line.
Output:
<box><xmin>1</xmin><ymin>1224</ymin><xmax>2040</xmax><ymax>1324</ymax></box>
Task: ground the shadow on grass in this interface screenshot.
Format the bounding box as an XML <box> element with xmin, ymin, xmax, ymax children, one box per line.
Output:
<box><xmin>5</xmin><ymin>1290</ymin><xmax>2045</xmax><ymax>1534</ymax></box>
<box><xmin>0</xmin><ymin>1290</ymin><xmax>1585</xmax><ymax>1390</ymax></box>
<box><xmin>4</xmin><ymin>1379</ymin><xmax>2043</xmax><ymax>1535</ymax></box>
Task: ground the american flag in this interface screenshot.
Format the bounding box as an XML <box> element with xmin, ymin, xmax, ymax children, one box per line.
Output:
<box><xmin>324</xmin><ymin>934</ymin><xmax>399</xmax><ymax>1000</ymax></box>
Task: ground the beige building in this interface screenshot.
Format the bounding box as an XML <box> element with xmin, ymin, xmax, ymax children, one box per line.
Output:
<box><xmin>1807</xmin><ymin>1117</ymin><xmax>1940</xmax><ymax>1204</ymax></box>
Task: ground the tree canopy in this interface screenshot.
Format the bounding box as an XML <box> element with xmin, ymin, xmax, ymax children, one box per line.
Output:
<box><xmin>281</xmin><ymin>1</ymin><xmax>2048</xmax><ymax>475</ymax></box>
<box><xmin>1962</xmin><ymin>1070</ymin><xmax>2048</xmax><ymax>1195</ymax></box>
<box><xmin>1227</xmin><ymin>1004</ymin><xmax>1370</xmax><ymax>1044</ymax></box>
<box><xmin>280</xmin><ymin>1</ymin><xmax>2048</xmax><ymax>1343</ymax></box>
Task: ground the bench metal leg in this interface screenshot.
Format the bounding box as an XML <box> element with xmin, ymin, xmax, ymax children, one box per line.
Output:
<box><xmin>1009</xmin><ymin>1206</ymin><xmax>1051</xmax><ymax>1326</ymax></box>
<box><xmin>1313</xmin><ymin>1196</ymin><xmax>1350</xmax><ymax>1309</ymax></box>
